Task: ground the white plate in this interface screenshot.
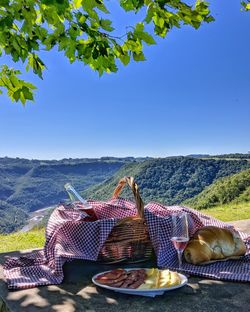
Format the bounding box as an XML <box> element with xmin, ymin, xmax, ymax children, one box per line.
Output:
<box><xmin>92</xmin><ymin>268</ymin><xmax>188</xmax><ymax>297</ymax></box>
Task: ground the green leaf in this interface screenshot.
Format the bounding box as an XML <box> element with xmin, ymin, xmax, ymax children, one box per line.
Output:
<box><xmin>153</xmin><ymin>16</ymin><xmax>165</xmax><ymax>28</ymax></box>
<box><xmin>79</xmin><ymin>15</ymin><xmax>87</xmax><ymax>24</ymax></box>
<box><xmin>95</xmin><ymin>0</ymin><xmax>109</xmax><ymax>13</ymax></box>
<box><xmin>114</xmin><ymin>44</ymin><xmax>124</xmax><ymax>56</ymax></box>
<box><xmin>135</xmin><ymin>30</ymin><xmax>156</xmax><ymax>45</ymax></box>
<box><xmin>21</xmin><ymin>86</ymin><xmax>34</xmax><ymax>101</ymax></box>
<box><xmin>120</xmin><ymin>0</ymin><xmax>134</xmax><ymax>12</ymax></box>
<box><xmin>0</xmin><ymin>65</ymin><xmax>36</xmax><ymax>105</ymax></box>
<box><xmin>119</xmin><ymin>53</ymin><xmax>130</xmax><ymax>66</ymax></box>
<box><xmin>74</xmin><ymin>0</ymin><xmax>82</xmax><ymax>9</ymax></box>
<box><xmin>100</xmin><ymin>19</ymin><xmax>114</xmax><ymax>32</ymax></box>
<box><xmin>98</xmin><ymin>67</ymin><xmax>104</xmax><ymax>76</ymax></box>
<box><xmin>20</xmin><ymin>91</ymin><xmax>26</xmax><ymax>105</ymax></box>
<box><xmin>0</xmin><ymin>0</ymin><xmax>10</xmax><ymax>6</ymax></box>
<box><xmin>13</xmin><ymin>90</ymin><xmax>20</xmax><ymax>102</ymax></box>
<box><xmin>0</xmin><ymin>16</ymin><xmax>13</xmax><ymax>29</ymax></box>
<box><xmin>135</xmin><ymin>22</ymin><xmax>144</xmax><ymax>33</ymax></box>
<box><xmin>27</xmin><ymin>54</ymin><xmax>46</xmax><ymax>79</ymax></box>
<box><xmin>124</xmin><ymin>39</ymin><xmax>142</xmax><ymax>52</ymax></box>
<box><xmin>9</xmin><ymin>74</ymin><xmax>19</xmax><ymax>88</ymax></box>
<box><xmin>205</xmin><ymin>16</ymin><xmax>215</xmax><ymax>23</ymax></box>
<box><xmin>58</xmin><ymin>36</ymin><xmax>69</xmax><ymax>51</ymax></box>
<box><xmin>82</xmin><ymin>0</ymin><xmax>96</xmax><ymax>11</ymax></box>
<box><xmin>132</xmin><ymin>52</ymin><xmax>145</xmax><ymax>62</ymax></box>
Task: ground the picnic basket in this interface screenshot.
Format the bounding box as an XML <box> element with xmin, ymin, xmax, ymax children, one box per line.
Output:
<box><xmin>97</xmin><ymin>176</ymin><xmax>153</xmax><ymax>264</ymax></box>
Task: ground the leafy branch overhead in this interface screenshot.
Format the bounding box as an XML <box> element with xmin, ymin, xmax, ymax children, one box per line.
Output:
<box><xmin>0</xmin><ymin>0</ymin><xmax>215</xmax><ymax>104</ymax></box>
<box><xmin>242</xmin><ymin>1</ymin><xmax>250</xmax><ymax>10</ymax></box>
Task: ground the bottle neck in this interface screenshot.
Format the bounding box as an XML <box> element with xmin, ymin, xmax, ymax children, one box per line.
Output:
<box><xmin>64</xmin><ymin>183</ymin><xmax>92</xmax><ymax>209</ymax></box>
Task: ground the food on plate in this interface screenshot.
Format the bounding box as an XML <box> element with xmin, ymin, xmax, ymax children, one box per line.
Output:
<box><xmin>120</xmin><ymin>269</ymin><xmax>146</xmax><ymax>289</ymax></box>
<box><xmin>168</xmin><ymin>271</ymin><xmax>181</xmax><ymax>287</ymax></box>
<box><xmin>96</xmin><ymin>269</ymin><xmax>128</xmax><ymax>287</ymax></box>
<box><xmin>138</xmin><ymin>269</ymin><xmax>181</xmax><ymax>289</ymax></box>
<box><xmin>95</xmin><ymin>269</ymin><xmax>146</xmax><ymax>289</ymax></box>
<box><xmin>158</xmin><ymin>270</ymin><xmax>180</xmax><ymax>288</ymax></box>
<box><xmin>95</xmin><ymin>268</ymin><xmax>181</xmax><ymax>290</ymax></box>
<box><xmin>183</xmin><ymin>226</ymin><xmax>246</xmax><ymax>265</ymax></box>
<box><xmin>137</xmin><ymin>268</ymin><xmax>159</xmax><ymax>289</ymax></box>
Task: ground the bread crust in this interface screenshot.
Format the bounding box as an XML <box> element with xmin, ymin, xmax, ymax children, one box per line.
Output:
<box><xmin>183</xmin><ymin>226</ymin><xmax>246</xmax><ymax>265</ymax></box>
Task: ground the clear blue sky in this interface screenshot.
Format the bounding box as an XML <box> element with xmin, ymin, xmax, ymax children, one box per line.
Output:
<box><xmin>0</xmin><ymin>1</ymin><xmax>249</xmax><ymax>160</ymax></box>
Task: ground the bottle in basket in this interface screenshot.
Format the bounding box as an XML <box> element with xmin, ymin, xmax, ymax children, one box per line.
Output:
<box><xmin>64</xmin><ymin>183</ymin><xmax>97</xmax><ymax>221</ymax></box>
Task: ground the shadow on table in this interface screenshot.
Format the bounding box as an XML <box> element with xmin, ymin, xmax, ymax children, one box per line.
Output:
<box><xmin>1</xmin><ymin>251</ymin><xmax>250</xmax><ymax>312</ymax></box>
<box><xmin>0</xmin><ymin>251</ymin><xmax>156</xmax><ymax>312</ymax></box>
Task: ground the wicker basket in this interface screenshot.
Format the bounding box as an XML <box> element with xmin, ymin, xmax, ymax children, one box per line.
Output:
<box><xmin>97</xmin><ymin>176</ymin><xmax>153</xmax><ymax>264</ymax></box>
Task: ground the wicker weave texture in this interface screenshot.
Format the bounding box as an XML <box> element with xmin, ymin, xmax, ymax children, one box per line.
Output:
<box><xmin>98</xmin><ymin>177</ymin><xmax>153</xmax><ymax>263</ymax></box>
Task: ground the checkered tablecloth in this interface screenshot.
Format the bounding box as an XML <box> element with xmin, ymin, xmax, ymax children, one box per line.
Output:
<box><xmin>4</xmin><ymin>199</ymin><xmax>136</xmax><ymax>289</ymax></box>
<box><xmin>145</xmin><ymin>203</ymin><xmax>250</xmax><ymax>282</ymax></box>
<box><xmin>3</xmin><ymin>201</ymin><xmax>250</xmax><ymax>289</ymax></box>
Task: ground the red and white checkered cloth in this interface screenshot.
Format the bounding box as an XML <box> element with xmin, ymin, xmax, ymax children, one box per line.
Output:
<box><xmin>3</xmin><ymin>200</ymin><xmax>250</xmax><ymax>289</ymax></box>
<box><xmin>4</xmin><ymin>199</ymin><xmax>137</xmax><ymax>290</ymax></box>
<box><xmin>145</xmin><ymin>203</ymin><xmax>250</xmax><ymax>282</ymax></box>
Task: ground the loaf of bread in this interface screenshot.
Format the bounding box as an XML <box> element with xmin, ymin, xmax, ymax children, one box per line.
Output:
<box><xmin>183</xmin><ymin>226</ymin><xmax>246</xmax><ymax>265</ymax></box>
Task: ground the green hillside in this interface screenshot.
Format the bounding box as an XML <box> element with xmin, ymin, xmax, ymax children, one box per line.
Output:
<box><xmin>200</xmin><ymin>202</ymin><xmax>250</xmax><ymax>222</ymax></box>
<box><xmin>188</xmin><ymin>153</ymin><xmax>250</xmax><ymax>160</ymax></box>
<box><xmin>1</xmin><ymin>156</ymin><xmax>249</xmax><ymax>235</ymax></box>
<box><xmin>0</xmin><ymin>228</ymin><xmax>46</xmax><ymax>253</ymax></box>
<box><xmin>184</xmin><ymin>168</ymin><xmax>250</xmax><ymax>209</ymax></box>
<box><xmin>82</xmin><ymin>157</ymin><xmax>250</xmax><ymax>205</ymax></box>
<box><xmin>204</xmin><ymin>153</ymin><xmax>250</xmax><ymax>160</ymax></box>
<box><xmin>1</xmin><ymin>157</ymin><xmax>250</xmax><ymax>253</ymax></box>
<box><xmin>0</xmin><ymin>157</ymin><xmax>135</xmax><ymax>233</ymax></box>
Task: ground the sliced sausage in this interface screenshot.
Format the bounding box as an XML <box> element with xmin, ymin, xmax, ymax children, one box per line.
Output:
<box><xmin>127</xmin><ymin>278</ymin><xmax>145</xmax><ymax>289</ymax></box>
<box><xmin>96</xmin><ymin>269</ymin><xmax>125</xmax><ymax>282</ymax></box>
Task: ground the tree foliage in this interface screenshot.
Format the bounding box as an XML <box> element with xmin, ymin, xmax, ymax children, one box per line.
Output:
<box><xmin>1</xmin><ymin>156</ymin><xmax>249</xmax><ymax>233</ymax></box>
<box><xmin>242</xmin><ymin>1</ymin><xmax>250</xmax><ymax>11</ymax></box>
<box><xmin>0</xmin><ymin>156</ymin><xmax>131</xmax><ymax>233</ymax></box>
<box><xmin>184</xmin><ymin>168</ymin><xmax>250</xmax><ymax>209</ymax></box>
<box><xmin>82</xmin><ymin>157</ymin><xmax>250</xmax><ymax>205</ymax></box>
<box><xmin>0</xmin><ymin>0</ymin><xmax>215</xmax><ymax>104</ymax></box>
<box><xmin>205</xmin><ymin>153</ymin><xmax>250</xmax><ymax>160</ymax></box>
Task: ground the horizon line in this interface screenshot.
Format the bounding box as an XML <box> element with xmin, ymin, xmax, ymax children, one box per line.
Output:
<box><xmin>1</xmin><ymin>152</ymin><xmax>250</xmax><ymax>162</ymax></box>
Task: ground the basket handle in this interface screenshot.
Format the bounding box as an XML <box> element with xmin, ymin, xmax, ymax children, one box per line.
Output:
<box><xmin>112</xmin><ymin>176</ymin><xmax>144</xmax><ymax>219</ymax></box>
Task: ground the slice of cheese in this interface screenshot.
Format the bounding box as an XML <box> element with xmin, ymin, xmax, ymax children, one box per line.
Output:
<box><xmin>168</xmin><ymin>271</ymin><xmax>181</xmax><ymax>287</ymax></box>
<box><xmin>137</xmin><ymin>268</ymin><xmax>181</xmax><ymax>290</ymax></box>
<box><xmin>157</xmin><ymin>269</ymin><xmax>170</xmax><ymax>288</ymax></box>
<box><xmin>144</xmin><ymin>268</ymin><xmax>159</xmax><ymax>289</ymax></box>
<box><xmin>147</xmin><ymin>267</ymin><xmax>156</xmax><ymax>277</ymax></box>
<box><xmin>137</xmin><ymin>283</ymin><xmax>152</xmax><ymax>290</ymax></box>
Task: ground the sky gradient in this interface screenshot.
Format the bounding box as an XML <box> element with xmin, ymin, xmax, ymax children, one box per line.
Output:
<box><xmin>0</xmin><ymin>1</ymin><xmax>250</xmax><ymax>159</ymax></box>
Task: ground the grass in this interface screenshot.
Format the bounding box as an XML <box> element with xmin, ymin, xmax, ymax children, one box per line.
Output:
<box><xmin>200</xmin><ymin>202</ymin><xmax>250</xmax><ymax>222</ymax></box>
<box><xmin>0</xmin><ymin>203</ymin><xmax>249</xmax><ymax>253</ymax></box>
<box><xmin>0</xmin><ymin>228</ymin><xmax>46</xmax><ymax>253</ymax></box>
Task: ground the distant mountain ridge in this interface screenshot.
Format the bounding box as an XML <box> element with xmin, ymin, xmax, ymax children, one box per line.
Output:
<box><xmin>0</xmin><ymin>156</ymin><xmax>141</xmax><ymax>233</ymax></box>
<box><xmin>1</xmin><ymin>155</ymin><xmax>250</xmax><ymax>234</ymax></box>
<box><xmin>188</xmin><ymin>153</ymin><xmax>250</xmax><ymax>159</ymax></box>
